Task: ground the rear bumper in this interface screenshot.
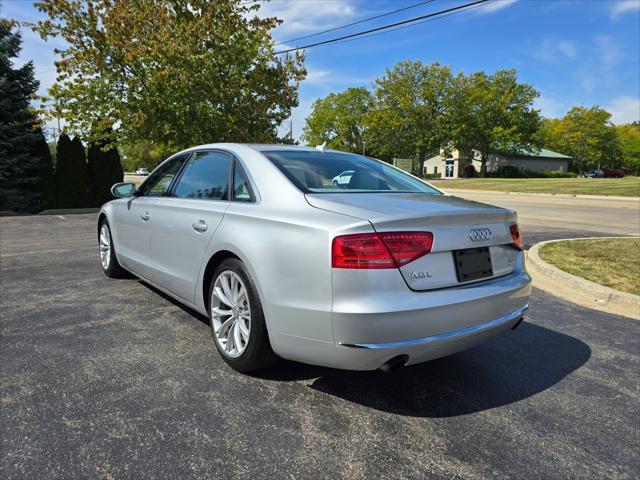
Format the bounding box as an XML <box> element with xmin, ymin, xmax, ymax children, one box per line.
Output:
<box><xmin>271</xmin><ymin>267</ymin><xmax>531</xmax><ymax>371</ymax></box>
<box><xmin>327</xmin><ymin>303</ymin><xmax>529</xmax><ymax>370</ymax></box>
<box><xmin>340</xmin><ymin>304</ymin><xmax>528</xmax><ymax>349</ymax></box>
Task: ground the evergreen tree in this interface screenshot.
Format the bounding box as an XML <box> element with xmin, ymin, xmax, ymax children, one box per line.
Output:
<box><xmin>34</xmin><ymin>128</ymin><xmax>55</xmax><ymax>208</ymax></box>
<box><xmin>54</xmin><ymin>133</ymin><xmax>74</xmax><ymax>208</ymax></box>
<box><xmin>88</xmin><ymin>137</ymin><xmax>124</xmax><ymax>206</ymax></box>
<box><xmin>54</xmin><ymin>134</ymin><xmax>91</xmax><ymax>207</ymax></box>
<box><xmin>70</xmin><ymin>136</ymin><xmax>91</xmax><ymax>207</ymax></box>
<box><xmin>0</xmin><ymin>19</ymin><xmax>50</xmax><ymax>212</ymax></box>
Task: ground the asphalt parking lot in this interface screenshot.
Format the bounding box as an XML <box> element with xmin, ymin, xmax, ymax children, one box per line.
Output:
<box><xmin>1</xmin><ymin>213</ymin><xmax>639</xmax><ymax>479</ymax></box>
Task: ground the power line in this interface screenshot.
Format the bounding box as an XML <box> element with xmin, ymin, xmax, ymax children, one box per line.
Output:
<box><xmin>324</xmin><ymin>2</ymin><xmax>488</xmax><ymax>50</ymax></box>
<box><xmin>274</xmin><ymin>0</ymin><xmax>490</xmax><ymax>55</ymax></box>
<box><xmin>274</xmin><ymin>0</ymin><xmax>437</xmax><ymax>47</ymax></box>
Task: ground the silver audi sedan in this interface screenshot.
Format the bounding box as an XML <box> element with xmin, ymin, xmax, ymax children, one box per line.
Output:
<box><xmin>99</xmin><ymin>144</ymin><xmax>531</xmax><ymax>372</ymax></box>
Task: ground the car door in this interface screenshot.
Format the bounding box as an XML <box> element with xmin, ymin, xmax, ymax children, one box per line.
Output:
<box><xmin>147</xmin><ymin>150</ymin><xmax>232</xmax><ymax>303</ymax></box>
<box><xmin>114</xmin><ymin>154</ymin><xmax>189</xmax><ymax>277</ymax></box>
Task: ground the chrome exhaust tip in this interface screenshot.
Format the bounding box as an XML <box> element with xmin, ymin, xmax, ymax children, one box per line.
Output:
<box><xmin>378</xmin><ymin>354</ymin><xmax>409</xmax><ymax>373</ymax></box>
<box><xmin>511</xmin><ymin>316</ymin><xmax>525</xmax><ymax>330</ymax></box>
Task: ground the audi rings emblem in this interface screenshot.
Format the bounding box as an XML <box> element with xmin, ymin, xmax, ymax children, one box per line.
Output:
<box><xmin>469</xmin><ymin>227</ymin><xmax>492</xmax><ymax>242</ymax></box>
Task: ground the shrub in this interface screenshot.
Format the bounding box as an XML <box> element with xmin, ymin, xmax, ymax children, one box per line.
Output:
<box><xmin>88</xmin><ymin>139</ymin><xmax>124</xmax><ymax>206</ymax></box>
<box><xmin>539</xmin><ymin>170</ymin><xmax>577</xmax><ymax>178</ymax></box>
<box><xmin>54</xmin><ymin>134</ymin><xmax>91</xmax><ymax>208</ymax></box>
<box><xmin>491</xmin><ymin>165</ymin><xmax>523</xmax><ymax>178</ymax></box>
<box><xmin>488</xmin><ymin>166</ymin><xmax>577</xmax><ymax>178</ymax></box>
<box><xmin>34</xmin><ymin>130</ymin><xmax>55</xmax><ymax>208</ymax></box>
<box><xmin>422</xmin><ymin>173</ymin><xmax>441</xmax><ymax>179</ymax></box>
<box><xmin>462</xmin><ymin>164</ymin><xmax>477</xmax><ymax>178</ymax></box>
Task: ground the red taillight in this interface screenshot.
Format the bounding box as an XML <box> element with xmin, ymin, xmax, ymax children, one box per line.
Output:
<box><xmin>332</xmin><ymin>232</ymin><xmax>433</xmax><ymax>269</ymax></box>
<box><xmin>510</xmin><ymin>223</ymin><xmax>523</xmax><ymax>250</ymax></box>
<box><xmin>378</xmin><ymin>232</ymin><xmax>434</xmax><ymax>266</ymax></box>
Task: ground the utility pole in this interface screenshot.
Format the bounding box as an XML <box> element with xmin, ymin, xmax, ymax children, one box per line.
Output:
<box><xmin>362</xmin><ymin>141</ymin><xmax>366</xmax><ymax>156</ymax></box>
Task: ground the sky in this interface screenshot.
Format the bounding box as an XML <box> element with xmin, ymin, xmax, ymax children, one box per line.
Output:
<box><xmin>2</xmin><ymin>0</ymin><xmax>639</xmax><ymax>142</ymax></box>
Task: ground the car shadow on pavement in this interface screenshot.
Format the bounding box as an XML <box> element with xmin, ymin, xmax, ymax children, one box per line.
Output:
<box><xmin>258</xmin><ymin>322</ymin><xmax>591</xmax><ymax>418</ymax></box>
<box><xmin>138</xmin><ymin>280</ymin><xmax>591</xmax><ymax>418</ymax></box>
<box><xmin>138</xmin><ymin>281</ymin><xmax>210</xmax><ymax>326</ymax></box>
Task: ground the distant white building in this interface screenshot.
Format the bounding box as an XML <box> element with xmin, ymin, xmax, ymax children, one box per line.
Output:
<box><xmin>423</xmin><ymin>147</ymin><xmax>572</xmax><ymax>178</ymax></box>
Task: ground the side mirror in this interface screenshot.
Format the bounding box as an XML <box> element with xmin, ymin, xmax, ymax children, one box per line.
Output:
<box><xmin>111</xmin><ymin>182</ymin><xmax>136</xmax><ymax>198</ymax></box>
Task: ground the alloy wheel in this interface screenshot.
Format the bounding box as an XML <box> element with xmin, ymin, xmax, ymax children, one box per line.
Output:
<box><xmin>211</xmin><ymin>271</ymin><xmax>251</xmax><ymax>358</ymax></box>
<box><xmin>99</xmin><ymin>224</ymin><xmax>111</xmax><ymax>270</ymax></box>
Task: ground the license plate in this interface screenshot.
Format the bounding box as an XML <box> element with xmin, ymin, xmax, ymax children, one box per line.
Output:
<box><xmin>453</xmin><ymin>247</ymin><xmax>493</xmax><ymax>282</ymax></box>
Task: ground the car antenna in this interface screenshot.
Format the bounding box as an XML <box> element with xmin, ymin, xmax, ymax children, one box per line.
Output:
<box><xmin>315</xmin><ymin>141</ymin><xmax>327</xmax><ymax>154</ymax></box>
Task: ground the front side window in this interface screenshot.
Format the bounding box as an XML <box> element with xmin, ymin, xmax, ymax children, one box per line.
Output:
<box><xmin>138</xmin><ymin>154</ymin><xmax>189</xmax><ymax>197</ymax></box>
<box><xmin>263</xmin><ymin>150</ymin><xmax>441</xmax><ymax>194</ymax></box>
<box><xmin>173</xmin><ymin>151</ymin><xmax>231</xmax><ymax>200</ymax></box>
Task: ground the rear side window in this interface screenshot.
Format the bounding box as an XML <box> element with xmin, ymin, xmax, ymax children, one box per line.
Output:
<box><xmin>174</xmin><ymin>151</ymin><xmax>231</xmax><ymax>200</ymax></box>
<box><xmin>263</xmin><ymin>150</ymin><xmax>440</xmax><ymax>194</ymax></box>
<box><xmin>232</xmin><ymin>162</ymin><xmax>253</xmax><ymax>202</ymax></box>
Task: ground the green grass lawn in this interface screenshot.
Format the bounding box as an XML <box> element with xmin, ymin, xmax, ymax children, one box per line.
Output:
<box><xmin>539</xmin><ymin>238</ymin><xmax>640</xmax><ymax>295</ymax></box>
<box><xmin>428</xmin><ymin>177</ymin><xmax>640</xmax><ymax>197</ymax></box>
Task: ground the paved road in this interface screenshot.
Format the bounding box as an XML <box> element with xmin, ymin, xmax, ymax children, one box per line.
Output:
<box><xmin>442</xmin><ymin>190</ymin><xmax>640</xmax><ymax>246</ymax></box>
<box><xmin>1</xmin><ymin>214</ymin><xmax>639</xmax><ymax>479</ymax></box>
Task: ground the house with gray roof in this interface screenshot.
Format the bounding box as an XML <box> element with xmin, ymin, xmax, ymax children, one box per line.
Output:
<box><xmin>422</xmin><ymin>147</ymin><xmax>572</xmax><ymax>178</ymax></box>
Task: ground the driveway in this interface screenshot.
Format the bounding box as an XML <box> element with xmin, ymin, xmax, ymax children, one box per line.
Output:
<box><xmin>1</xmin><ymin>214</ymin><xmax>638</xmax><ymax>479</ymax></box>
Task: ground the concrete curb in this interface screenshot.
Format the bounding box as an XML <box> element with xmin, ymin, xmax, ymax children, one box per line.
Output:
<box><xmin>526</xmin><ymin>237</ymin><xmax>640</xmax><ymax>320</ymax></box>
<box><xmin>1</xmin><ymin>208</ymin><xmax>100</xmax><ymax>217</ymax></box>
<box><xmin>38</xmin><ymin>208</ymin><xmax>100</xmax><ymax>215</ymax></box>
<box><xmin>439</xmin><ymin>188</ymin><xmax>639</xmax><ymax>201</ymax></box>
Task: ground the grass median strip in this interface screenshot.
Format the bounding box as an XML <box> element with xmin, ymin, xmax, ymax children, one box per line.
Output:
<box><xmin>539</xmin><ymin>238</ymin><xmax>640</xmax><ymax>296</ymax></box>
<box><xmin>429</xmin><ymin>177</ymin><xmax>640</xmax><ymax>197</ymax></box>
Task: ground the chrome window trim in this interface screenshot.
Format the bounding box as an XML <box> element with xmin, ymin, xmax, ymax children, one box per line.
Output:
<box><xmin>139</xmin><ymin>148</ymin><xmax>262</xmax><ymax>204</ymax></box>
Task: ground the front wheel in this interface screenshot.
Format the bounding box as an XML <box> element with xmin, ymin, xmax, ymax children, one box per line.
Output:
<box><xmin>208</xmin><ymin>258</ymin><xmax>277</xmax><ymax>372</ymax></box>
<box><xmin>98</xmin><ymin>220</ymin><xmax>128</xmax><ymax>278</ymax></box>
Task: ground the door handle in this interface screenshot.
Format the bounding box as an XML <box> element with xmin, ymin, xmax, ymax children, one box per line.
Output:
<box><xmin>192</xmin><ymin>220</ymin><xmax>208</xmax><ymax>233</ymax></box>
<box><xmin>140</xmin><ymin>211</ymin><xmax>150</xmax><ymax>221</ymax></box>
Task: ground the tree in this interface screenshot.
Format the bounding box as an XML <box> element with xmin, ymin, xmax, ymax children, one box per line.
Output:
<box><xmin>54</xmin><ymin>133</ymin><xmax>91</xmax><ymax>208</ymax></box>
<box><xmin>34</xmin><ymin>129</ymin><xmax>55</xmax><ymax>208</ymax></box>
<box><xmin>70</xmin><ymin>136</ymin><xmax>92</xmax><ymax>206</ymax></box>
<box><xmin>302</xmin><ymin>87</ymin><xmax>373</xmax><ymax>154</ymax></box>
<box><xmin>538</xmin><ymin>106</ymin><xmax>620</xmax><ymax>172</ymax></box>
<box><xmin>446</xmin><ymin>69</ymin><xmax>541</xmax><ymax>176</ymax></box>
<box><xmin>363</xmin><ymin>61</ymin><xmax>454</xmax><ymax>163</ymax></box>
<box><xmin>120</xmin><ymin>141</ymin><xmax>173</xmax><ymax>172</ymax></box>
<box><xmin>88</xmin><ymin>137</ymin><xmax>124</xmax><ymax>206</ymax></box>
<box><xmin>616</xmin><ymin>123</ymin><xmax>640</xmax><ymax>175</ymax></box>
<box><xmin>0</xmin><ymin>19</ymin><xmax>51</xmax><ymax>212</ymax></box>
<box><xmin>33</xmin><ymin>0</ymin><xmax>306</xmax><ymax>150</ymax></box>
<box><xmin>54</xmin><ymin>133</ymin><xmax>73</xmax><ymax>207</ymax></box>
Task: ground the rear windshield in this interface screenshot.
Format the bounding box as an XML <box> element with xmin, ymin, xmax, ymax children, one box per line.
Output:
<box><xmin>263</xmin><ymin>150</ymin><xmax>441</xmax><ymax>194</ymax></box>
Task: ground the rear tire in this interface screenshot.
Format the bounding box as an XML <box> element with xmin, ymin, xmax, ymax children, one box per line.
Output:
<box><xmin>208</xmin><ymin>258</ymin><xmax>277</xmax><ymax>372</ymax></box>
<box><xmin>98</xmin><ymin>219</ymin><xmax>128</xmax><ymax>278</ymax></box>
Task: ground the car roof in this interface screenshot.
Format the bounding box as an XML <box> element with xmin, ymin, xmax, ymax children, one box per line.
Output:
<box><xmin>182</xmin><ymin>143</ymin><xmax>343</xmax><ymax>154</ymax></box>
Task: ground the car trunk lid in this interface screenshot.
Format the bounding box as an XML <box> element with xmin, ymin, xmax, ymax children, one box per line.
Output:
<box><xmin>307</xmin><ymin>192</ymin><xmax>520</xmax><ymax>290</ymax></box>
